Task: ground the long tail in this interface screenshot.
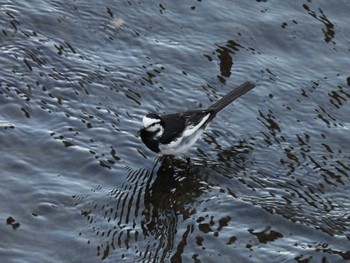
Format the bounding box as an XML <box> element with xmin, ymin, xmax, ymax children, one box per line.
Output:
<box><xmin>209</xmin><ymin>81</ymin><xmax>256</xmax><ymax>113</ymax></box>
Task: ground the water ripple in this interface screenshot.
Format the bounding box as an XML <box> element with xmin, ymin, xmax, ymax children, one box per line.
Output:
<box><xmin>1</xmin><ymin>0</ymin><xmax>350</xmax><ymax>262</ymax></box>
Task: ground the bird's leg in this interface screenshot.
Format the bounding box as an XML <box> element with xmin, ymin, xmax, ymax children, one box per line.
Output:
<box><xmin>183</xmin><ymin>154</ymin><xmax>192</xmax><ymax>175</ymax></box>
<box><xmin>162</xmin><ymin>155</ymin><xmax>173</xmax><ymax>167</ymax></box>
<box><xmin>182</xmin><ymin>151</ymin><xmax>191</xmax><ymax>164</ymax></box>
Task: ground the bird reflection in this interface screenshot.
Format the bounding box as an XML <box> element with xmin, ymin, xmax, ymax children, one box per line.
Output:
<box><xmin>77</xmin><ymin>155</ymin><xmax>210</xmax><ymax>262</ymax></box>
<box><xmin>140</xmin><ymin>156</ymin><xmax>208</xmax><ymax>261</ymax></box>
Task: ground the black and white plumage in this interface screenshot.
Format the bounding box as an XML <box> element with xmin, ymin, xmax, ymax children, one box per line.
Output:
<box><xmin>140</xmin><ymin>82</ymin><xmax>256</xmax><ymax>155</ymax></box>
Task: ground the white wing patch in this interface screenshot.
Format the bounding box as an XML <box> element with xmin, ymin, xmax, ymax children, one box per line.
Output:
<box><xmin>183</xmin><ymin>113</ymin><xmax>210</xmax><ymax>137</ymax></box>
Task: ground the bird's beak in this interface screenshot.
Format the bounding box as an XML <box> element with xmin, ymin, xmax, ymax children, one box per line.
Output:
<box><xmin>137</xmin><ymin>127</ymin><xmax>143</xmax><ymax>137</ymax></box>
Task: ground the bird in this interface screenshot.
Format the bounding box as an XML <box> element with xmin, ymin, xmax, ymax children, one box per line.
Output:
<box><xmin>139</xmin><ymin>81</ymin><xmax>256</xmax><ymax>155</ymax></box>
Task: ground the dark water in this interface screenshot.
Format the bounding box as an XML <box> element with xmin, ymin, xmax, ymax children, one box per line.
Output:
<box><xmin>1</xmin><ymin>0</ymin><xmax>350</xmax><ymax>262</ymax></box>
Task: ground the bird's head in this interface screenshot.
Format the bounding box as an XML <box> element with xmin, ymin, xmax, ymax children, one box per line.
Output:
<box><xmin>140</xmin><ymin>113</ymin><xmax>164</xmax><ymax>136</ymax></box>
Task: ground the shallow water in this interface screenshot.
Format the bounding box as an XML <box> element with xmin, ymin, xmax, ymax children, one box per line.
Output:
<box><xmin>1</xmin><ymin>0</ymin><xmax>350</xmax><ymax>262</ymax></box>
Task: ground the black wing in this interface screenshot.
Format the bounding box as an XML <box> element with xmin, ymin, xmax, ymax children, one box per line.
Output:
<box><xmin>159</xmin><ymin>109</ymin><xmax>214</xmax><ymax>144</ymax></box>
<box><xmin>179</xmin><ymin>109</ymin><xmax>214</xmax><ymax>126</ymax></box>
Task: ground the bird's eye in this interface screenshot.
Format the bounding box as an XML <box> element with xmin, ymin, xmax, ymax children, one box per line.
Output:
<box><xmin>145</xmin><ymin>121</ymin><xmax>160</xmax><ymax>130</ymax></box>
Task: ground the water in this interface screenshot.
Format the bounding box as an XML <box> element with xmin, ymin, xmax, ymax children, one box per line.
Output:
<box><xmin>1</xmin><ymin>0</ymin><xmax>349</xmax><ymax>262</ymax></box>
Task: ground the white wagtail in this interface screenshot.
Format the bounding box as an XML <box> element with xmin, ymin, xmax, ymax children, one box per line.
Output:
<box><xmin>140</xmin><ymin>82</ymin><xmax>256</xmax><ymax>155</ymax></box>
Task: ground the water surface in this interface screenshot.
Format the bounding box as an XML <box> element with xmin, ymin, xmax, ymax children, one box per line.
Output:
<box><xmin>1</xmin><ymin>0</ymin><xmax>350</xmax><ymax>262</ymax></box>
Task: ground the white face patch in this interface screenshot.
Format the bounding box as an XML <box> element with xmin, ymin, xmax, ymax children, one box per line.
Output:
<box><xmin>142</xmin><ymin>116</ymin><xmax>159</xmax><ymax>128</ymax></box>
<box><xmin>147</xmin><ymin>122</ymin><xmax>162</xmax><ymax>132</ymax></box>
<box><xmin>142</xmin><ymin>115</ymin><xmax>162</xmax><ymax>132</ymax></box>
